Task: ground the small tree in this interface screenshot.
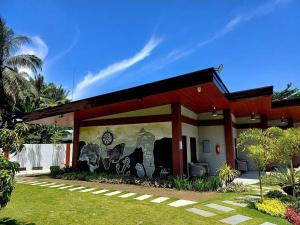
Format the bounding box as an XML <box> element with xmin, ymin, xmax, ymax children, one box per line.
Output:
<box><xmin>277</xmin><ymin>128</ymin><xmax>300</xmax><ymax>197</ymax></box>
<box><xmin>237</xmin><ymin>127</ymin><xmax>282</xmax><ymax>201</ymax></box>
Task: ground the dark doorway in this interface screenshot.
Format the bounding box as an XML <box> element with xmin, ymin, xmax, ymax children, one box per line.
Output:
<box><xmin>190</xmin><ymin>137</ymin><xmax>197</xmax><ymax>163</ymax></box>
<box><xmin>182</xmin><ymin>136</ymin><xmax>188</xmax><ymax>174</ymax></box>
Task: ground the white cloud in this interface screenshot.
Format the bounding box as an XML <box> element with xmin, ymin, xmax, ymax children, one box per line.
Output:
<box><xmin>72</xmin><ymin>36</ymin><xmax>162</xmax><ymax>100</ymax></box>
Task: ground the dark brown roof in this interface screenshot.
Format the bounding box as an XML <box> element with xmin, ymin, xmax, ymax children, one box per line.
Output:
<box><xmin>226</xmin><ymin>86</ymin><xmax>274</xmax><ymax>101</ymax></box>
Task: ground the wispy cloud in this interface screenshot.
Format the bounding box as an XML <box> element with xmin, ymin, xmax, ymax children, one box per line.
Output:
<box><xmin>73</xmin><ymin>36</ymin><xmax>162</xmax><ymax>100</ymax></box>
<box><xmin>150</xmin><ymin>0</ymin><xmax>290</xmax><ymax>70</ymax></box>
<box><xmin>45</xmin><ymin>27</ymin><xmax>80</xmax><ymax>66</ymax></box>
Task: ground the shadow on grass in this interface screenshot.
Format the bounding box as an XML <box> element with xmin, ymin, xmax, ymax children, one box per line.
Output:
<box><xmin>0</xmin><ymin>217</ymin><xmax>35</xmax><ymax>225</ymax></box>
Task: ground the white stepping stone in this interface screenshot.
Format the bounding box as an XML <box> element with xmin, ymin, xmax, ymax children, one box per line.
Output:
<box><xmin>69</xmin><ymin>186</ymin><xmax>85</xmax><ymax>191</ymax></box>
<box><xmin>245</xmin><ymin>195</ymin><xmax>260</xmax><ymax>199</ymax></box>
<box><xmin>260</xmin><ymin>223</ymin><xmax>276</xmax><ymax>225</ymax></box>
<box><xmin>151</xmin><ymin>197</ymin><xmax>170</xmax><ymax>203</ymax></box>
<box><xmin>205</xmin><ymin>203</ymin><xmax>234</xmax><ymax>212</ymax></box>
<box><xmin>26</xmin><ymin>181</ymin><xmax>39</xmax><ymax>184</ymax></box>
<box><xmin>58</xmin><ymin>185</ymin><xmax>74</xmax><ymax>190</ymax></box>
<box><xmin>135</xmin><ymin>194</ymin><xmax>152</xmax><ymax>201</ymax></box>
<box><xmin>40</xmin><ymin>183</ymin><xmax>56</xmax><ymax>187</ymax></box>
<box><xmin>16</xmin><ymin>180</ymin><xmax>31</xmax><ymax>183</ymax></box>
<box><xmin>105</xmin><ymin>191</ymin><xmax>122</xmax><ymax>196</ymax></box>
<box><xmin>49</xmin><ymin>184</ymin><xmax>65</xmax><ymax>188</ymax></box>
<box><xmin>222</xmin><ymin>200</ymin><xmax>247</xmax><ymax>207</ymax></box>
<box><xmin>119</xmin><ymin>193</ymin><xmax>136</xmax><ymax>198</ymax></box>
<box><xmin>80</xmin><ymin>188</ymin><xmax>96</xmax><ymax>193</ymax></box>
<box><xmin>186</xmin><ymin>208</ymin><xmax>216</xmax><ymax>217</ymax></box>
<box><xmin>91</xmin><ymin>189</ymin><xmax>109</xmax><ymax>194</ymax></box>
<box><xmin>32</xmin><ymin>182</ymin><xmax>48</xmax><ymax>185</ymax></box>
<box><xmin>220</xmin><ymin>214</ymin><xmax>252</xmax><ymax>225</ymax></box>
<box><xmin>168</xmin><ymin>200</ymin><xmax>196</xmax><ymax>208</ymax></box>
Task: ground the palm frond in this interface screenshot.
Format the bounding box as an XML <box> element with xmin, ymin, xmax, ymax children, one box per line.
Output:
<box><xmin>6</xmin><ymin>54</ymin><xmax>42</xmax><ymax>73</ymax></box>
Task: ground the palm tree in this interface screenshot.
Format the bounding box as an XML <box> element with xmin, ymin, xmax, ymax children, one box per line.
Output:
<box><xmin>0</xmin><ymin>17</ymin><xmax>42</xmax><ymax>125</ymax></box>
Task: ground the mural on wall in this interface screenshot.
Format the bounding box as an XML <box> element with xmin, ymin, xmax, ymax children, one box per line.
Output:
<box><xmin>78</xmin><ymin>122</ymin><xmax>172</xmax><ymax>177</ymax></box>
<box><xmin>52</xmin><ymin>144</ymin><xmax>65</xmax><ymax>167</ymax></box>
<box><xmin>28</xmin><ymin>144</ymin><xmax>42</xmax><ymax>169</ymax></box>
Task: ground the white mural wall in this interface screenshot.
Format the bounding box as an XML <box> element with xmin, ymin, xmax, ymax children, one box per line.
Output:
<box><xmin>9</xmin><ymin>144</ymin><xmax>72</xmax><ymax>173</ymax></box>
<box><xmin>79</xmin><ymin>122</ymin><xmax>172</xmax><ymax>177</ymax></box>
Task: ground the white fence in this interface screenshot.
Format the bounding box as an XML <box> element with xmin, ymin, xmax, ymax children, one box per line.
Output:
<box><xmin>8</xmin><ymin>144</ymin><xmax>73</xmax><ymax>174</ymax></box>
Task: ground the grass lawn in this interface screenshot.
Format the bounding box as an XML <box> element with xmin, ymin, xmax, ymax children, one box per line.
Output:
<box><xmin>0</xmin><ymin>181</ymin><xmax>290</xmax><ymax>225</ymax></box>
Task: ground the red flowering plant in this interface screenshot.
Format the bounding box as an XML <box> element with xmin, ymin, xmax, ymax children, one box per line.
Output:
<box><xmin>286</xmin><ymin>207</ymin><xmax>300</xmax><ymax>225</ymax></box>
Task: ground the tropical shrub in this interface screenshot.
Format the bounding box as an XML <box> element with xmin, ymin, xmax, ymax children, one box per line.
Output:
<box><xmin>265</xmin><ymin>190</ymin><xmax>296</xmax><ymax>203</ymax></box>
<box><xmin>292</xmin><ymin>199</ymin><xmax>300</xmax><ymax>212</ymax></box>
<box><xmin>217</xmin><ymin>163</ymin><xmax>239</xmax><ymax>185</ymax></box>
<box><xmin>0</xmin><ymin>170</ymin><xmax>14</xmax><ymax>209</ymax></box>
<box><xmin>217</xmin><ymin>182</ymin><xmax>248</xmax><ymax>193</ymax></box>
<box><xmin>192</xmin><ymin>176</ymin><xmax>221</xmax><ymax>192</ymax></box>
<box><xmin>173</xmin><ymin>176</ymin><xmax>192</xmax><ymax>190</ymax></box>
<box><xmin>262</xmin><ymin>169</ymin><xmax>300</xmax><ymax>186</ymax></box>
<box><xmin>255</xmin><ymin>199</ymin><xmax>287</xmax><ymax>217</ymax></box>
<box><xmin>285</xmin><ymin>208</ymin><xmax>300</xmax><ymax>225</ymax></box>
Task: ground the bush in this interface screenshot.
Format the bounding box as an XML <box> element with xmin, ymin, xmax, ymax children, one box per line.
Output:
<box><xmin>193</xmin><ymin>176</ymin><xmax>221</xmax><ymax>192</ymax></box>
<box><xmin>0</xmin><ymin>156</ymin><xmax>19</xmax><ymax>177</ymax></box>
<box><xmin>217</xmin><ymin>182</ymin><xmax>248</xmax><ymax>193</ymax></box>
<box><xmin>255</xmin><ymin>199</ymin><xmax>287</xmax><ymax>217</ymax></box>
<box><xmin>173</xmin><ymin>176</ymin><xmax>192</xmax><ymax>190</ymax></box>
<box><xmin>262</xmin><ymin>169</ymin><xmax>300</xmax><ymax>186</ymax></box>
<box><xmin>285</xmin><ymin>208</ymin><xmax>300</xmax><ymax>225</ymax></box>
<box><xmin>265</xmin><ymin>190</ymin><xmax>296</xmax><ymax>203</ymax></box>
<box><xmin>217</xmin><ymin>163</ymin><xmax>238</xmax><ymax>185</ymax></box>
<box><xmin>0</xmin><ymin>170</ymin><xmax>14</xmax><ymax>209</ymax></box>
<box><xmin>292</xmin><ymin>199</ymin><xmax>300</xmax><ymax>213</ymax></box>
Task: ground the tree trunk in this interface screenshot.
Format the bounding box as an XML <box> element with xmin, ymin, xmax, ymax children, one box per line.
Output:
<box><xmin>290</xmin><ymin>159</ymin><xmax>296</xmax><ymax>197</ymax></box>
<box><xmin>258</xmin><ymin>169</ymin><xmax>263</xmax><ymax>202</ymax></box>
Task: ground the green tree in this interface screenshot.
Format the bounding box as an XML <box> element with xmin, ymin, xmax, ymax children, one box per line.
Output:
<box><xmin>277</xmin><ymin>128</ymin><xmax>300</xmax><ymax>197</ymax></box>
<box><xmin>273</xmin><ymin>83</ymin><xmax>300</xmax><ymax>101</ymax></box>
<box><xmin>0</xmin><ymin>17</ymin><xmax>42</xmax><ymax>125</ymax></box>
<box><xmin>237</xmin><ymin>127</ymin><xmax>283</xmax><ymax>201</ymax></box>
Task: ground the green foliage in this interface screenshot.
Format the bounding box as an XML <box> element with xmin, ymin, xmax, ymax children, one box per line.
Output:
<box><xmin>255</xmin><ymin>199</ymin><xmax>287</xmax><ymax>217</ymax></box>
<box><xmin>292</xmin><ymin>199</ymin><xmax>300</xmax><ymax>213</ymax></box>
<box><xmin>192</xmin><ymin>176</ymin><xmax>221</xmax><ymax>192</ymax></box>
<box><xmin>0</xmin><ymin>17</ymin><xmax>42</xmax><ymax>125</ymax></box>
<box><xmin>265</xmin><ymin>190</ymin><xmax>297</xmax><ymax>203</ymax></box>
<box><xmin>173</xmin><ymin>176</ymin><xmax>192</xmax><ymax>190</ymax></box>
<box><xmin>273</xmin><ymin>83</ymin><xmax>300</xmax><ymax>101</ymax></box>
<box><xmin>237</xmin><ymin>127</ymin><xmax>283</xmax><ymax>201</ymax></box>
<box><xmin>262</xmin><ymin>169</ymin><xmax>300</xmax><ymax>186</ymax></box>
<box><xmin>0</xmin><ymin>169</ymin><xmax>14</xmax><ymax>209</ymax></box>
<box><xmin>0</xmin><ymin>123</ymin><xmax>27</xmax><ymax>154</ymax></box>
<box><xmin>217</xmin><ymin>163</ymin><xmax>238</xmax><ymax>185</ymax></box>
<box><xmin>217</xmin><ymin>182</ymin><xmax>248</xmax><ymax>193</ymax></box>
<box><xmin>0</xmin><ymin>156</ymin><xmax>19</xmax><ymax>177</ymax></box>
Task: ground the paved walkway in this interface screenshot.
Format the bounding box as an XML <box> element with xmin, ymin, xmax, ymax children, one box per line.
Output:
<box><xmin>16</xmin><ymin>179</ymin><xmax>278</xmax><ymax>225</ymax></box>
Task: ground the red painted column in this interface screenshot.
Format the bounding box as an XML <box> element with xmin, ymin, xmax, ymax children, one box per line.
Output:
<box><xmin>261</xmin><ymin>114</ymin><xmax>268</xmax><ymax>129</ymax></box>
<box><xmin>72</xmin><ymin>113</ymin><xmax>80</xmax><ymax>169</ymax></box>
<box><xmin>65</xmin><ymin>143</ymin><xmax>71</xmax><ymax>167</ymax></box>
<box><xmin>171</xmin><ymin>103</ymin><xmax>183</xmax><ymax>176</ymax></box>
<box><xmin>224</xmin><ymin>109</ymin><xmax>235</xmax><ymax>168</ymax></box>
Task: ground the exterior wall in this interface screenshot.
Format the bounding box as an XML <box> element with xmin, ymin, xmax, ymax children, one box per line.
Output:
<box><xmin>9</xmin><ymin>144</ymin><xmax>72</xmax><ymax>174</ymax></box>
<box><xmin>182</xmin><ymin>123</ymin><xmax>199</xmax><ymax>165</ymax></box>
<box><xmin>78</xmin><ymin>122</ymin><xmax>172</xmax><ymax>177</ymax></box>
<box><xmin>198</xmin><ymin>126</ymin><xmax>227</xmax><ymax>175</ymax></box>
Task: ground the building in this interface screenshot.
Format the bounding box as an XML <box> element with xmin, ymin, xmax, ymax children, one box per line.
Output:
<box><xmin>23</xmin><ymin>67</ymin><xmax>300</xmax><ymax>177</ymax></box>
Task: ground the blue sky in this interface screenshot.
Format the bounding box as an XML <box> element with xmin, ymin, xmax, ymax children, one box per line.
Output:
<box><xmin>1</xmin><ymin>0</ymin><xmax>300</xmax><ymax>100</ymax></box>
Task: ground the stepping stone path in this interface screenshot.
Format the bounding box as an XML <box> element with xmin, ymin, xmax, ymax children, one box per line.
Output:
<box><xmin>58</xmin><ymin>185</ymin><xmax>74</xmax><ymax>189</ymax></box>
<box><xmin>186</xmin><ymin>208</ymin><xmax>216</xmax><ymax>217</ymax></box>
<box><xmin>16</xmin><ymin>180</ymin><xmax>277</xmax><ymax>225</ymax></box>
<box><xmin>80</xmin><ymin>188</ymin><xmax>96</xmax><ymax>193</ymax></box>
<box><xmin>222</xmin><ymin>200</ymin><xmax>247</xmax><ymax>207</ymax></box>
<box><xmin>105</xmin><ymin>191</ymin><xmax>122</xmax><ymax>196</ymax></box>
<box><xmin>69</xmin><ymin>186</ymin><xmax>85</xmax><ymax>191</ymax></box>
<box><xmin>135</xmin><ymin>194</ymin><xmax>152</xmax><ymax>201</ymax></box>
<box><xmin>220</xmin><ymin>214</ymin><xmax>252</xmax><ymax>225</ymax></box>
<box><xmin>205</xmin><ymin>203</ymin><xmax>234</xmax><ymax>212</ymax></box>
<box><xmin>119</xmin><ymin>193</ymin><xmax>136</xmax><ymax>198</ymax></box>
<box><xmin>151</xmin><ymin>197</ymin><xmax>169</xmax><ymax>203</ymax></box>
<box><xmin>92</xmin><ymin>189</ymin><xmax>109</xmax><ymax>194</ymax></box>
<box><xmin>168</xmin><ymin>200</ymin><xmax>196</xmax><ymax>208</ymax></box>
